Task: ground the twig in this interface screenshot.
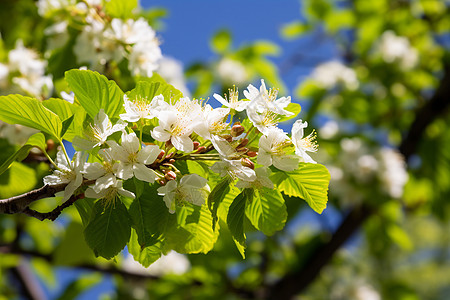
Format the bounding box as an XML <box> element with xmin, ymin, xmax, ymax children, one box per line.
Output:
<box><xmin>22</xmin><ymin>193</ymin><xmax>84</xmax><ymax>221</ymax></box>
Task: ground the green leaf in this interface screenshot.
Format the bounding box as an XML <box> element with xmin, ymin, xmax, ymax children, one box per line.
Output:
<box><xmin>0</xmin><ymin>162</ymin><xmax>37</xmax><ymax>198</ymax></box>
<box><xmin>227</xmin><ymin>189</ymin><xmax>251</xmax><ymax>254</ymax></box>
<box><xmin>0</xmin><ymin>94</ymin><xmax>62</xmax><ymax>138</ymax></box>
<box><xmin>74</xmin><ymin>198</ymin><xmax>95</xmax><ymax>227</ymax></box>
<box><xmin>105</xmin><ymin>0</ymin><xmax>138</xmax><ymax>19</ymax></box>
<box><xmin>60</xmin><ymin>115</ymin><xmax>75</xmax><ymax>138</ymax></box>
<box><xmin>164</xmin><ymin>204</ymin><xmax>218</xmax><ymax>254</ymax></box>
<box><xmin>136</xmin><ymin>73</ymin><xmax>183</xmax><ymax>102</ymax></box>
<box><xmin>126</xmin><ymin>81</ymin><xmax>161</xmax><ymax>102</ymax></box>
<box><xmin>84</xmin><ymin>200</ymin><xmax>131</xmax><ymax>259</ymax></box>
<box><xmin>279</xmin><ymin>103</ymin><xmax>302</xmax><ymax>123</ymax></box>
<box><xmin>127</xmin><ymin>181</ymin><xmax>170</xmax><ymax>247</ymax></box>
<box><xmin>54</xmin><ymin>222</ymin><xmax>96</xmax><ymax>266</ymax></box>
<box><xmin>42</xmin><ymin>97</ymin><xmax>86</xmax><ymax>141</ymax></box>
<box><xmin>270</xmin><ymin>163</ymin><xmax>330</xmax><ymax>214</ymax></box>
<box><xmin>128</xmin><ymin>229</ymin><xmax>162</xmax><ymax>268</ymax></box>
<box><xmin>324</xmin><ymin>9</ymin><xmax>355</xmax><ymax>33</ymax></box>
<box><xmin>246</xmin><ymin>188</ymin><xmax>287</xmax><ymax>236</ymax></box>
<box><xmin>65</xmin><ymin>69</ymin><xmax>125</xmax><ymax>119</ymax></box>
<box><xmin>211</xmin><ymin>29</ymin><xmax>231</xmax><ymax>53</ymax></box>
<box><xmin>0</xmin><ymin>132</ymin><xmax>46</xmax><ymax>175</ymax></box>
<box><xmin>208</xmin><ymin>178</ymin><xmax>231</xmax><ymax>230</ymax></box>
<box><xmin>281</xmin><ymin>21</ymin><xmax>310</xmax><ymax>39</ymax></box>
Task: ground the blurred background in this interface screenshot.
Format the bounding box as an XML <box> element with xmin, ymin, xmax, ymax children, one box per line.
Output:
<box><xmin>1</xmin><ymin>0</ymin><xmax>450</xmax><ymax>299</ymax></box>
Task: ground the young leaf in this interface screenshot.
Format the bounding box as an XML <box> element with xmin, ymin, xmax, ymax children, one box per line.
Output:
<box><xmin>0</xmin><ymin>132</ymin><xmax>46</xmax><ymax>176</ymax></box>
<box><xmin>246</xmin><ymin>188</ymin><xmax>287</xmax><ymax>236</ymax></box>
<box><xmin>126</xmin><ymin>81</ymin><xmax>161</xmax><ymax>101</ymax></box>
<box><xmin>211</xmin><ymin>29</ymin><xmax>231</xmax><ymax>53</ymax></box>
<box><xmin>128</xmin><ymin>229</ymin><xmax>162</xmax><ymax>268</ymax></box>
<box><xmin>279</xmin><ymin>103</ymin><xmax>301</xmax><ymax>123</ymax></box>
<box><xmin>60</xmin><ymin>115</ymin><xmax>75</xmax><ymax>139</ymax></box>
<box><xmin>227</xmin><ymin>189</ymin><xmax>251</xmax><ymax>252</ymax></box>
<box><xmin>105</xmin><ymin>0</ymin><xmax>138</xmax><ymax>19</ymax></box>
<box><xmin>84</xmin><ymin>200</ymin><xmax>132</xmax><ymax>259</ymax></box>
<box><xmin>270</xmin><ymin>163</ymin><xmax>330</xmax><ymax>214</ymax></box>
<box><xmin>0</xmin><ymin>94</ymin><xmax>62</xmax><ymax>138</ymax></box>
<box><xmin>137</xmin><ymin>73</ymin><xmax>183</xmax><ymax>102</ymax></box>
<box><xmin>208</xmin><ymin>178</ymin><xmax>231</xmax><ymax>230</ymax></box>
<box><xmin>42</xmin><ymin>98</ymin><xmax>86</xmax><ymax>141</ymax></box>
<box><xmin>65</xmin><ymin>69</ymin><xmax>125</xmax><ymax>119</ymax></box>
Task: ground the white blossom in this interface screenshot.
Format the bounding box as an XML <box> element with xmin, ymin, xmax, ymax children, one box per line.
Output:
<box><xmin>193</xmin><ymin>105</ymin><xmax>230</xmax><ymax>140</ymax></box>
<box><xmin>213</xmin><ymin>86</ymin><xmax>249</xmax><ymax>112</ymax></box>
<box><xmin>378</xmin><ymin>30</ymin><xmax>418</xmax><ymax>70</ymax></box>
<box><xmin>73</xmin><ymin>109</ymin><xmax>126</xmax><ymax>150</ymax></box>
<box><xmin>120</xmin><ymin>94</ymin><xmax>166</xmax><ymax>123</ymax></box>
<box><xmin>244</xmin><ymin>79</ymin><xmax>293</xmax><ymax>116</ymax></box>
<box><xmin>85</xmin><ymin>178</ymin><xmax>135</xmax><ymax>201</ymax></box>
<box><xmin>157</xmin><ymin>174</ymin><xmax>210</xmax><ymax>213</ymax></box>
<box><xmin>258</xmin><ymin>127</ymin><xmax>299</xmax><ymax>171</ymax></box>
<box><xmin>210</xmin><ymin>158</ymin><xmax>256</xmax><ymax>182</ymax></box>
<box><xmin>217</xmin><ymin>58</ymin><xmax>248</xmax><ymax>84</ymax></box>
<box><xmin>157</xmin><ymin>56</ymin><xmax>190</xmax><ymax>96</ymax></box>
<box><xmin>235</xmin><ymin>167</ymin><xmax>273</xmax><ymax>189</ymax></box>
<box><xmin>151</xmin><ymin>97</ymin><xmax>202</xmax><ymax>153</ymax></box>
<box><xmin>107</xmin><ymin>132</ymin><xmax>160</xmax><ymax>182</ymax></box>
<box><xmin>83</xmin><ymin>148</ymin><xmax>117</xmax><ymax>193</ymax></box>
<box><xmin>291</xmin><ymin>120</ymin><xmax>318</xmax><ymax>164</ymax></box>
<box><xmin>378</xmin><ymin>148</ymin><xmax>408</xmax><ymax>198</ymax></box>
<box><xmin>43</xmin><ymin>150</ymin><xmax>86</xmax><ymax>201</ymax></box>
<box><xmin>311</xmin><ymin>60</ymin><xmax>359</xmax><ymax>90</ymax></box>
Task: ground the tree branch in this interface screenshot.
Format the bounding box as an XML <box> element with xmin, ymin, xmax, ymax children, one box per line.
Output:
<box><xmin>21</xmin><ymin>193</ymin><xmax>84</xmax><ymax>221</ymax></box>
<box><xmin>266</xmin><ymin>65</ymin><xmax>450</xmax><ymax>299</ymax></box>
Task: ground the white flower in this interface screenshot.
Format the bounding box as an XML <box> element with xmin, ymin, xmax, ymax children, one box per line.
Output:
<box><xmin>107</xmin><ymin>132</ymin><xmax>160</xmax><ymax>182</ymax></box>
<box><xmin>43</xmin><ymin>150</ymin><xmax>86</xmax><ymax>201</ymax></box>
<box><xmin>0</xmin><ymin>63</ymin><xmax>9</xmax><ymax>89</ymax></box>
<box><xmin>291</xmin><ymin>120</ymin><xmax>318</xmax><ymax>164</ymax></box>
<box><xmin>217</xmin><ymin>58</ymin><xmax>248</xmax><ymax>84</ymax></box>
<box><xmin>73</xmin><ymin>109</ymin><xmax>126</xmax><ymax>150</ymax></box>
<box><xmin>85</xmin><ymin>178</ymin><xmax>135</xmax><ymax>201</ymax></box>
<box><xmin>8</xmin><ymin>40</ymin><xmax>46</xmax><ymax>77</ymax></box>
<box><xmin>246</xmin><ymin>106</ymin><xmax>280</xmax><ymax>135</ymax></box>
<box><xmin>210</xmin><ymin>135</ymin><xmax>239</xmax><ymax>159</ymax></box>
<box><xmin>258</xmin><ymin>127</ymin><xmax>299</xmax><ymax>171</ymax></box>
<box><xmin>235</xmin><ymin>167</ymin><xmax>274</xmax><ymax>189</ymax></box>
<box><xmin>120</xmin><ymin>94</ymin><xmax>166</xmax><ymax>123</ymax></box>
<box><xmin>210</xmin><ymin>158</ymin><xmax>256</xmax><ymax>182</ymax></box>
<box><xmin>157</xmin><ymin>174</ymin><xmax>210</xmax><ymax>213</ymax></box>
<box><xmin>213</xmin><ymin>86</ymin><xmax>249</xmax><ymax>112</ymax></box>
<box><xmin>106</xmin><ymin>18</ymin><xmax>156</xmax><ymax>45</ymax></box>
<box><xmin>151</xmin><ymin>97</ymin><xmax>202</xmax><ymax>153</ymax></box>
<box><xmin>378</xmin><ymin>148</ymin><xmax>408</xmax><ymax>198</ymax></box>
<box><xmin>244</xmin><ymin>79</ymin><xmax>293</xmax><ymax>116</ymax></box>
<box><xmin>0</xmin><ymin>123</ymin><xmax>38</xmax><ymax>145</ymax></box>
<box><xmin>311</xmin><ymin>60</ymin><xmax>359</xmax><ymax>90</ymax></box>
<box><xmin>36</xmin><ymin>0</ymin><xmax>75</xmax><ymax>16</ymax></box>
<box><xmin>83</xmin><ymin>148</ymin><xmax>117</xmax><ymax>193</ymax></box>
<box><xmin>12</xmin><ymin>75</ymin><xmax>53</xmax><ymax>99</ymax></box>
<box><xmin>378</xmin><ymin>30</ymin><xmax>418</xmax><ymax>70</ymax></box>
<box><xmin>157</xmin><ymin>56</ymin><xmax>190</xmax><ymax>96</ymax></box>
<box><xmin>194</xmin><ymin>105</ymin><xmax>230</xmax><ymax>140</ymax></box>
<box><xmin>128</xmin><ymin>40</ymin><xmax>162</xmax><ymax>77</ymax></box>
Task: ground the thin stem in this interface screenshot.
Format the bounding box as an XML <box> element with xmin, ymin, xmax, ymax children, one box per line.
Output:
<box><xmin>43</xmin><ymin>151</ymin><xmax>59</xmax><ymax>170</ymax></box>
<box><xmin>58</xmin><ymin>139</ymin><xmax>72</xmax><ymax>166</ymax></box>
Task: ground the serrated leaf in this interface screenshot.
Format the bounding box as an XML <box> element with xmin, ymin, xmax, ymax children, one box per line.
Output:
<box><xmin>227</xmin><ymin>189</ymin><xmax>250</xmax><ymax>250</ymax></box>
<box><xmin>211</xmin><ymin>29</ymin><xmax>231</xmax><ymax>53</ymax></box>
<box><xmin>136</xmin><ymin>73</ymin><xmax>183</xmax><ymax>102</ymax></box>
<box><xmin>208</xmin><ymin>178</ymin><xmax>231</xmax><ymax>230</ymax></box>
<box><xmin>270</xmin><ymin>163</ymin><xmax>330</xmax><ymax>214</ymax></box>
<box><xmin>84</xmin><ymin>200</ymin><xmax>131</xmax><ymax>259</ymax></box>
<box><xmin>42</xmin><ymin>97</ymin><xmax>86</xmax><ymax>141</ymax></box>
<box><xmin>126</xmin><ymin>81</ymin><xmax>161</xmax><ymax>101</ymax></box>
<box><xmin>246</xmin><ymin>188</ymin><xmax>287</xmax><ymax>236</ymax></box>
<box><xmin>0</xmin><ymin>94</ymin><xmax>62</xmax><ymax>138</ymax></box>
<box><xmin>0</xmin><ymin>132</ymin><xmax>46</xmax><ymax>175</ymax></box>
<box><xmin>164</xmin><ymin>204</ymin><xmax>218</xmax><ymax>254</ymax></box>
<box><xmin>74</xmin><ymin>198</ymin><xmax>95</xmax><ymax>227</ymax></box>
<box><xmin>128</xmin><ymin>229</ymin><xmax>162</xmax><ymax>268</ymax></box>
<box><xmin>65</xmin><ymin>69</ymin><xmax>125</xmax><ymax>119</ymax></box>
<box><xmin>127</xmin><ymin>181</ymin><xmax>170</xmax><ymax>247</ymax></box>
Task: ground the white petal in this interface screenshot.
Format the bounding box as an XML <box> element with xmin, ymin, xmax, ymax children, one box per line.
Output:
<box><xmin>151</xmin><ymin>126</ymin><xmax>171</xmax><ymax>142</ymax></box>
<box><xmin>273</xmin><ymin>156</ymin><xmax>300</xmax><ymax>172</ymax></box>
<box><xmin>93</xmin><ymin>173</ymin><xmax>116</xmax><ymax>193</ymax></box>
<box><xmin>83</xmin><ymin>162</ymin><xmax>106</xmax><ymax>180</ymax></box>
<box><xmin>122</xmin><ymin>132</ymin><xmax>140</xmax><ymax>154</ymax></box>
<box><xmin>133</xmin><ymin>163</ymin><xmax>158</xmax><ymax>183</ymax></box>
<box><xmin>213</xmin><ymin>94</ymin><xmax>229</xmax><ymax>107</ymax></box>
<box><xmin>137</xmin><ymin>144</ymin><xmax>160</xmax><ymax>164</ymax></box>
<box><xmin>107</xmin><ymin>140</ymin><xmax>129</xmax><ymax>161</ymax></box>
<box><xmin>115</xmin><ymin>162</ymin><xmax>134</xmax><ymax>180</ymax></box>
<box><xmin>171</xmin><ymin>135</ymin><xmax>193</xmax><ymax>153</ymax></box>
<box><xmin>72</xmin><ymin>136</ymin><xmax>97</xmax><ymax>151</ymax></box>
<box><xmin>180</xmin><ymin>174</ymin><xmax>207</xmax><ymax>189</ymax></box>
<box><xmin>257</xmin><ymin>151</ymin><xmax>273</xmax><ymax>167</ymax></box>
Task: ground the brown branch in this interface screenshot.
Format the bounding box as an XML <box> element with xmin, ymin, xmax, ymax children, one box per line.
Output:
<box><xmin>266</xmin><ymin>65</ymin><xmax>450</xmax><ymax>299</ymax></box>
<box><xmin>22</xmin><ymin>193</ymin><xmax>85</xmax><ymax>221</ymax></box>
<box><xmin>0</xmin><ymin>183</ymin><xmax>67</xmax><ymax>214</ymax></box>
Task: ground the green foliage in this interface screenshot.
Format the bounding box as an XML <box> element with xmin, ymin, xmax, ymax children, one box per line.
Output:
<box><xmin>0</xmin><ymin>132</ymin><xmax>46</xmax><ymax>175</ymax></box>
<box><xmin>227</xmin><ymin>189</ymin><xmax>252</xmax><ymax>257</ymax></box>
<box><xmin>271</xmin><ymin>163</ymin><xmax>330</xmax><ymax>214</ymax></box>
<box><xmin>84</xmin><ymin>200</ymin><xmax>132</xmax><ymax>259</ymax></box>
<box><xmin>208</xmin><ymin>178</ymin><xmax>231</xmax><ymax>230</ymax></box>
<box><xmin>42</xmin><ymin>98</ymin><xmax>85</xmax><ymax>141</ymax></box>
<box><xmin>0</xmin><ymin>94</ymin><xmax>62</xmax><ymax>138</ymax></box>
<box><xmin>105</xmin><ymin>0</ymin><xmax>138</xmax><ymax>19</ymax></box>
<box><xmin>281</xmin><ymin>21</ymin><xmax>310</xmax><ymax>39</ymax></box>
<box><xmin>211</xmin><ymin>29</ymin><xmax>232</xmax><ymax>54</ymax></box>
<box><xmin>65</xmin><ymin>69</ymin><xmax>125</xmax><ymax>119</ymax></box>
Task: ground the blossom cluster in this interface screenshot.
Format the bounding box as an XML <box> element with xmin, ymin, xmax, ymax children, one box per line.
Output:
<box><xmin>44</xmin><ymin>80</ymin><xmax>319</xmax><ymax>213</ymax></box>
<box><xmin>37</xmin><ymin>0</ymin><xmax>162</xmax><ymax>76</ymax></box>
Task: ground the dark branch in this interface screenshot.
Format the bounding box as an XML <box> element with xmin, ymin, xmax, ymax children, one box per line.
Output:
<box><xmin>22</xmin><ymin>193</ymin><xmax>84</xmax><ymax>221</ymax></box>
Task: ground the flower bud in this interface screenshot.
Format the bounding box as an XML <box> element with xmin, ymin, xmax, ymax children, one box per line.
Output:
<box><xmin>231</xmin><ymin>123</ymin><xmax>245</xmax><ymax>137</ymax></box>
<box><xmin>193</xmin><ymin>141</ymin><xmax>200</xmax><ymax>150</ymax></box>
<box><xmin>165</xmin><ymin>171</ymin><xmax>177</xmax><ymax>181</ymax></box>
<box><xmin>222</xmin><ymin>134</ymin><xmax>233</xmax><ymax>143</ymax></box>
<box><xmin>165</xmin><ymin>140</ymin><xmax>173</xmax><ymax>150</ymax></box>
<box><xmin>237</xmin><ymin>147</ymin><xmax>249</xmax><ymax>153</ymax></box>
<box><xmin>237</xmin><ymin>138</ymin><xmax>248</xmax><ymax>149</ymax></box>
<box><xmin>247</xmin><ymin>151</ymin><xmax>257</xmax><ymax>157</ymax></box>
<box><xmin>241</xmin><ymin>158</ymin><xmax>255</xmax><ymax>169</ymax></box>
<box><xmin>169</xmin><ymin>159</ymin><xmax>175</xmax><ymax>163</ymax></box>
<box><xmin>196</xmin><ymin>146</ymin><xmax>206</xmax><ymax>153</ymax></box>
<box><xmin>46</xmin><ymin>139</ymin><xmax>55</xmax><ymax>151</ymax></box>
<box><xmin>157</xmin><ymin>150</ymin><xmax>165</xmax><ymax>160</ymax></box>
<box><xmin>158</xmin><ymin>179</ymin><xmax>167</xmax><ymax>186</ymax></box>
<box><xmin>166</xmin><ymin>152</ymin><xmax>174</xmax><ymax>159</ymax></box>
